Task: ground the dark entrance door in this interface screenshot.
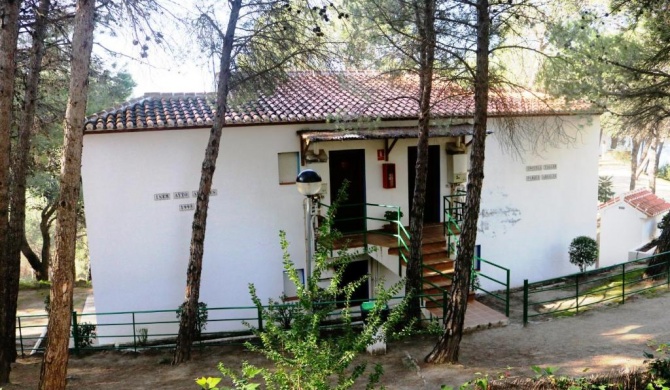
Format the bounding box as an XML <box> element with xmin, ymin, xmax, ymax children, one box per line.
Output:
<box><xmin>336</xmin><ymin>259</ymin><xmax>369</xmax><ymax>303</ymax></box>
<box><xmin>329</xmin><ymin>149</ymin><xmax>366</xmax><ymax>233</ymax></box>
<box><xmin>408</xmin><ymin>145</ymin><xmax>441</xmax><ymax>223</ymax></box>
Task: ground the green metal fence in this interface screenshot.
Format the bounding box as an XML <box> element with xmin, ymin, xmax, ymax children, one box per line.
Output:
<box><xmin>476</xmin><ymin>257</ymin><xmax>511</xmax><ymax>317</ymax></box>
<box><xmin>523</xmin><ymin>251</ymin><xmax>670</xmax><ymax>325</ymax></box>
<box><xmin>15</xmin><ymin>294</ymin><xmax>445</xmax><ymax>356</ymax></box>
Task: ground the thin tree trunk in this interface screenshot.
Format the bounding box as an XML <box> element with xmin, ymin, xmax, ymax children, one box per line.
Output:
<box><xmin>7</xmin><ymin>0</ymin><xmax>51</xmax><ymax>363</ymax></box>
<box><xmin>21</xmin><ymin>200</ymin><xmax>55</xmax><ymax>281</ymax></box>
<box><xmin>0</xmin><ymin>0</ymin><xmax>22</xmax><ymax>384</ymax></box>
<box><xmin>406</xmin><ymin>0</ymin><xmax>436</xmax><ymax>323</ymax></box>
<box><xmin>425</xmin><ymin>0</ymin><xmax>489</xmax><ymax>364</ymax></box>
<box><xmin>649</xmin><ymin>133</ymin><xmax>659</xmax><ymax>194</ymax></box>
<box><xmin>636</xmin><ymin>138</ymin><xmax>651</xmax><ymax>180</ymax></box>
<box><xmin>38</xmin><ymin>0</ymin><xmax>95</xmax><ymax>388</ymax></box>
<box><xmin>172</xmin><ymin>0</ymin><xmax>241</xmax><ymax>364</ymax></box>
<box><xmin>630</xmin><ymin>137</ymin><xmax>640</xmax><ymax>190</ymax></box>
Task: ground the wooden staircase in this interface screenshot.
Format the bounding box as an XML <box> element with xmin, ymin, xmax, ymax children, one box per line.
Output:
<box><xmin>387</xmin><ymin>225</ymin><xmax>457</xmax><ymax>310</ymax></box>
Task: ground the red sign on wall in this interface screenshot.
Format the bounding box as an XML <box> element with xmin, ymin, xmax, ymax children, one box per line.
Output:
<box><xmin>377</xmin><ymin>149</ymin><xmax>385</xmax><ymax>161</ymax></box>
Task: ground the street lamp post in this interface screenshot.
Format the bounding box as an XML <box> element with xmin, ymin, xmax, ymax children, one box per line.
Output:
<box><xmin>296</xmin><ymin>169</ymin><xmax>322</xmax><ymax>280</ymax></box>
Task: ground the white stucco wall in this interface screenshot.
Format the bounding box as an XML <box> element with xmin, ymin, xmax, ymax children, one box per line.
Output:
<box><xmin>477</xmin><ymin>115</ymin><xmax>600</xmax><ymax>286</ymax></box>
<box><xmin>599</xmin><ymin>203</ymin><xmax>660</xmax><ymax>268</ymax></box>
<box><xmin>82</xmin><ymin>114</ymin><xmax>600</xmax><ymax>342</ymax></box>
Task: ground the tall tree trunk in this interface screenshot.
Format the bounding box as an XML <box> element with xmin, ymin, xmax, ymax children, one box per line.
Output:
<box><xmin>406</xmin><ymin>0</ymin><xmax>436</xmax><ymax>323</ymax></box>
<box><xmin>425</xmin><ymin>0</ymin><xmax>489</xmax><ymax>364</ymax></box>
<box><xmin>38</xmin><ymin>0</ymin><xmax>95</xmax><ymax>388</ymax></box>
<box><xmin>0</xmin><ymin>0</ymin><xmax>22</xmax><ymax>384</ymax></box>
<box><xmin>172</xmin><ymin>0</ymin><xmax>241</xmax><ymax>364</ymax></box>
<box><xmin>6</xmin><ymin>0</ymin><xmax>51</xmax><ymax>363</ymax></box>
<box><xmin>630</xmin><ymin>137</ymin><xmax>640</xmax><ymax>190</ymax></box>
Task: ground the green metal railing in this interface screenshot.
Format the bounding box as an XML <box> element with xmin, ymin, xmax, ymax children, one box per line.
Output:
<box><xmin>442</xmin><ymin>192</ymin><xmax>511</xmax><ymax>317</ymax></box>
<box><xmin>318</xmin><ymin>201</ymin><xmax>408</xmax><ymax>274</ymax></box>
<box><xmin>15</xmin><ymin>294</ymin><xmax>446</xmax><ymax>356</ymax></box>
<box><xmin>523</xmin><ymin>252</ymin><xmax>670</xmax><ymax>325</ymax></box>
<box><xmin>475</xmin><ymin>257</ymin><xmax>511</xmax><ymax>317</ymax></box>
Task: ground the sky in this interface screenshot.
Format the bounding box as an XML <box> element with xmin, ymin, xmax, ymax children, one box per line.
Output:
<box><xmin>93</xmin><ymin>2</ymin><xmax>217</xmax><ymax>99</ymax></box>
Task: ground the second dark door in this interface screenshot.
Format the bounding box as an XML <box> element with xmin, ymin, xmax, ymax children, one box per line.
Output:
<box><xmin>408</xmin><ymin>145</ymin><xmax>441</xmax><ymax>223</ymax></box>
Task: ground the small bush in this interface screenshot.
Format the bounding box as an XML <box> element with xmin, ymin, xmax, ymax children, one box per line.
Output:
<box><xmin>569</xmin><ymin>236</ymin><xmax>599</xmax><ymax>273</ymax></box>
<box><xmin>658</xmin><ymin>164</ymin><xmax>670</xmax><ymax>181</ymax></box>
<box><xmin>136</xmin><ymin>327</ymin><xmax>149</xmax><ymax>346</ymax></box>
<box><xmin>73</xmin><ymin>322</ymin><xmax>97</xmax><ymax>349</ymax></box>
<box><xmin>598</xmin><ymin>175</ymin><xmax>615</xmax><ymax>203</ymax></box>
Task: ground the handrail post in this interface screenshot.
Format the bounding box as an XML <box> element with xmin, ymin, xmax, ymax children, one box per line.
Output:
<box><xmin>575</xmin><ymin>275</ymin><xmax>579</xmax><ymax>314</ymax></box>
<box><xmin>442</xmin><ymin>289</ymin><xmax>448</xmax><ymax>323</ymax></box>
<box><xmin>505</xmin><ymin>270</ymin><xmax>510</xmax><ymax>317</ymax></box>
<box><xmin>18</xmin><ymin>317</ymin><xmax>24</xmax><ymax>357</ymax></box>
<box><xmin>72</xmin><ymin>311</ymin><xmax>80</xmax><ymax>355</ymax></box>
<box><xmin>257</xmin><ymin>307</ymin><xmax>263</xmax><ymax>332</ymax></box>
<box><xmin>622</xmin><ymin>263</ymin><xmax>626</xmax><ymax>304</ymax></box>
<box><xmin>522</xmin><ymin>279</ymin><xmax>528</xmax><ymax>326</ymax></box>
<box><xmin>363</xmin><ymin>204</ymin><xmax>368</xmax><ymax>250</ymax></box>
<box><xmin>132</xmin><ymin>312</ymin><xmax>137</xmax><ymax>352</ymax></box>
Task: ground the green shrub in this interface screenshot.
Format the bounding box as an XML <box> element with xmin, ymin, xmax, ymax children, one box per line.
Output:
<box><xmin>197</xmin><ymin>184</ymin><xmax>404</xmax><ymax>390</ymax></box>
<box><xmin>658</xmin><ymin>164</ymin><xmax>670</xmax><ymax>181</ymax></box>
<box><xmin>598</xmin><ymin>176</ymin><xmax>615</xmax><ymax>203</ymax></box>
<box><xmin>72</xmin><ymin>322</ymin><xmax>97</xmax><ymax>349</ymax></box>
<box><xmin>569</xmin><ymin>236</ymin><xmax>599</xmax><ymax>273</ymax></box>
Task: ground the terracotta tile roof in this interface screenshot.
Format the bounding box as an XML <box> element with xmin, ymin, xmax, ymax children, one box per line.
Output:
<box><xmin>624</xmin><ymin>188</ymin><xmax>670</xmax><ymax>217</ymax></box>
<box><xmin>85</xmin><ymin>71</ymin><xmax>601</xmax><ymax>133</ymax></box>
<box><xmin>599</xmin><ymin>188</ymin><xmax>670</xmax><ymax>217</ymax></box>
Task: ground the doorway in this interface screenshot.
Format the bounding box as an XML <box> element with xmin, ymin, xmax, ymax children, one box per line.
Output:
<box><xmin>336</xmin><ymin>259</ymin><xmax>370</xmax><ymax>303</ymax></box>
<box><xmin>408</xmin><ymin>145</ymin><xmax>441</xmax><ymax>223</ymax></box>
<box><xmin>329</xmin><ymin>149</ymin><xmax>366</xmax><ymax>233</ymax></box>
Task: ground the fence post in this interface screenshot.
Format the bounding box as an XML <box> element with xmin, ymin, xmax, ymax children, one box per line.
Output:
<box><xmin>505</xmin><ymin>270</ymin><xmax>510</xmax><ymax>317</ymax></box>
<box><xmin>257</xmin><ymin>307</ymin><xmax>263</xmax><ymax>332</ymax></box>
<box><xmin>575</xmin><ymin>275</ymin><xmax>579</xmax><ymax>315</ymax></box>
<box><xmin>72</xmin><ymin>311</ymin><xmax>80</xmax><ymax>356</ymax></box>
<box><xmin>132</xmin><ymin>312</ymin><xmax>137</xmax><ymax>352</ymax></box>
<box><xmin>522</xmin><ymin>279</ymin><xmax>528</xmax><ymax>326</ymax></box>
<box><xmin>622</xmin><ymin>263</ymin><xmax>626</xmax><ymax>304</ymax></box>
<box><xmin>442</xmin><ymin>289</ymin><xmax>448</xmax><ymax>323</ymax></box>
<box><xmin>17</xmin><ymin>317</ymin><xmax>24</xmax><ymax>357</ymax></box>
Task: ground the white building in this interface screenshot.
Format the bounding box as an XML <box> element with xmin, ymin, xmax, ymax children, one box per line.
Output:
<box><xmin>599</xmin><ymin>188</ymin><xmax>670</xmax><ymax>267</ymax></box>
<box><xmin>81</xmin><ymin>72</ymin><xmax>601</xmax><ymax>343</ymax></box>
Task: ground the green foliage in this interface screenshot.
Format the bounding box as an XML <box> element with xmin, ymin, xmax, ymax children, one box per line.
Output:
<box><xmin>199</xmin><ymin>186</ymin><xmax>405</xmax><ymax>389</ymax></box>
<box><xmin>383</xmin><ymin>210</ymin><xmax>403</xmax><ymax>221</ymax></box>
<box><xmin>659</xmin><ymin>165</ymin><xmax>670</xmax><ymax>181</ymax></box>
<box><xmin>598</xmin><ymin>176</ymin><xmax>615</xmax><ymax>203</ymax></box>
<box><xmin>645</xmin><ymin>342</ymin><xmax>670</xmax><ymax>389</ymax></box>
<box><xmin>19</xmin><ymin>280</ymin><xmax>51</xmax><ymax>290</ymax></box>
<box><xmin>569</xmin><ymin>236</ymin><xmax>599</xmax><ymax>273</ymax></box>
<box><xmin>136</xmin><ymin>328</ymin><xmax>149</xmax><ymax>346</ymax></box>
<box><xmin>72</xmin><ymin>322</ymin><xmax>97</xmax><ymax>349</ymax></box>
<box><xmin>176</xmin><ymin>301</ymin><xmax>208</xmax><ymax>339</ymax></box>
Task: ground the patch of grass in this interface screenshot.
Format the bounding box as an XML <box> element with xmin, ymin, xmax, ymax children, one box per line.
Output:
<box><xmin>19</xmin><ymin>279</ymin><xmax>51</xmax><ymax>290</ymax></box>
<box><xmin>610</xmin><ymin>150</ymin><xmax>632</xmax><ymax>162</ymax></box>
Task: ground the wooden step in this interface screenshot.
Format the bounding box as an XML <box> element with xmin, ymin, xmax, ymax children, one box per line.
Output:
<box><xmin>388</xmin><ymin>239</ymin><xmax>446</xmax><ymax>256</ymax></box>
<box><xmin>422</xmin><ymin>260</ymin><xmax>454</xmax><ymax>276</ymax></box>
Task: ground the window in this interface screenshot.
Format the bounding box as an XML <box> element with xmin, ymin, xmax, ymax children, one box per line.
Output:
<box><xmin>278</xmin><ymin>152</ymin><xmax>299</xmax><ymax>184</ymax></box>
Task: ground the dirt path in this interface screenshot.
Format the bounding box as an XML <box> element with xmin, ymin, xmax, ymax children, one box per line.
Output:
<box><xmin>6</xmin><ymin>290</ymin><xmax>670</xmax><ymax>389</ymax></box>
